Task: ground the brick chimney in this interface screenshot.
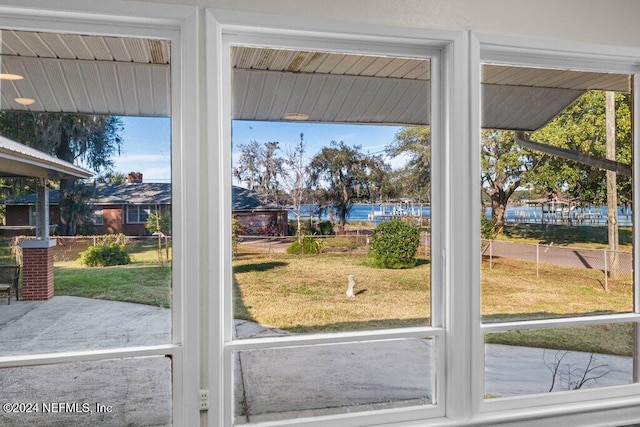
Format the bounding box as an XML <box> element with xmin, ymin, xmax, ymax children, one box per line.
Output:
<box><xmin>127</xmin><ymin>172</ymin><xmax>143</xmax><ymax>184</ymax></box>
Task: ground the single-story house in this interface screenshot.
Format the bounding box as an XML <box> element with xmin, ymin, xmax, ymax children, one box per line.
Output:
<box><xmin>3</xmin><ymin>173</ymin><xmax>171</xmax><ymax>236</ymax></box>
<box><xmin>232</xmin><ymin>186</ymin><xmax>288</xmax><ymax>236</ymax></box>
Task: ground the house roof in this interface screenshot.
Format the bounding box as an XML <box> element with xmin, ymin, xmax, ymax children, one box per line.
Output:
<box><xmin>5</xmin><ymin>182</ymin><xmax>171</xmax><ymax>205</ymax></box>
<box><xmin>232</xmin><ymin>186</ymin><xmax>285</xmax><ymax>211</ymax></box>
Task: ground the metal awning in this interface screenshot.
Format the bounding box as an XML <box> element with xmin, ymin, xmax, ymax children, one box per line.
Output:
<box><xmin>0</xmin><ymin>135</ymin><xmax>93</xmax><ymax>180</ymax></box>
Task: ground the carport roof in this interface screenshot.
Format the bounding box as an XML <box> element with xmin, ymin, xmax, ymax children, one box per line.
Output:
<box><xmin>0</xmin><ymin>135</ymin><xmax>92</xmax><ymax>180</ymax></box>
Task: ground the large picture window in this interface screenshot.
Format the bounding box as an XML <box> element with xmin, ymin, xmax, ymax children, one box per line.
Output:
<box><xmin>223</xmin><ymin>36</ymin><xmax>445</xmax><ymax>425</ymax></box>
<box><xmin>477</xmin><ymin>45</ymin><xmax>639</xmax><ymax>414</ymax></box>
<box><xmin>0</xmin><ymin>24</ymin><xmax>177</xmax><ymax>426</ymax></box>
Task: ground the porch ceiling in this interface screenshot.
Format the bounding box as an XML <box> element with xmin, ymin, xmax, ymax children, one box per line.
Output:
<box><xmin>0</xmin><ymin>32</ymin><xmax>632</xmax><ymax>130</ymax></box>
<box><xmin>0</xmin><ymin>30</ymin><xmax>170</xmax><ymax>117</ymax></box>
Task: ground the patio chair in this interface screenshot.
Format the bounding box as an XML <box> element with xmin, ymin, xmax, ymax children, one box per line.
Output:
<box><xmin>0</xmin><ymin>265</ymin><xmax>20</xmax><ymax>305</ymax></box>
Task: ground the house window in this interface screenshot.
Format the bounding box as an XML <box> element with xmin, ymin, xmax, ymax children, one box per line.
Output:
<box><xmin>477</xmin><ymin>38</ymin><xmax>640</xmax><ymax>417</ymax></box>
<box><xmin>92</xmin><ymin>208</ymin><xmax>104</xmax><ymax>225</ymax></box>
<box><xmin>225</xmin><ymin>36</ymin><xmax>443</xmax><ymax>425</ymax></box>
<box><xmin>0</xmin><ymin>18</ymin><xmax>180</xmax><ymax>426</ymax></box>
<box><xmin>126</xmin><ymin>205</ymin><xmax>150</xmax><ymax>224</ymax></box>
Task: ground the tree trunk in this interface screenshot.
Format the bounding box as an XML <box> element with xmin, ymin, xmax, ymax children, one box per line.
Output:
<box><xmin>491</xmin><ymin>199</ymin><xmax>507</xmax><ymax>231</ymax></box>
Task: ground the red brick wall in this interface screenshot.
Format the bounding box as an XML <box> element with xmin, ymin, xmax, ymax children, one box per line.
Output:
<box><xmin>21</xmin><ymin>246</ymin><xmax>54</xmax><ymax>300</ymax></box>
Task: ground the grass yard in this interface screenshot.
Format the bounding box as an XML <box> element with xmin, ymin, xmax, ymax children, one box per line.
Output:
<box><xmin>52</xmin><ymin>238</ymin><xmax>172</xmax><ymax>308</ymax></box>
<box><xmin>233</xmin><ymin>247</ymin><xmax>430</xmax><ymax>333</ymax></box>
<box><xmin>55</xmin><ymin>264</ymin><xmax>171</xmax><ymax>308</ymax></box>
<box><xmin>482</xmin><ymin>257</ymin><xmax>633</xmax><ymax>320</ymax></box>
<box><xmin>500</xmin><ymin>224</ymin><xmax>633</xmax><ymax>250</ymax></box>
<box><xmin>234</xmin><ymin>243</ymin><xmax>635</xmax><ymax>356</ymax></box>
<box><xmin>482</xmin><ymin>257</ymin><xmax>634</xmax><ymax>356</ymax></box>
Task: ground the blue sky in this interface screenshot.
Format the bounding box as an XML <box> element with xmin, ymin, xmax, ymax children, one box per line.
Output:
<box><xmin>111</xmin><ymin>116</ymin><xmax>171</xmax><ymax>182</ymax></box>
<box><xmin>232</xmin><ymin>120</ymin><xmax>407</xmax><ymax>169</ymax></box>
<box><xmin>111</xmin><ymin>118</ymin><xmax>407</xmax><ymax>183</ymax></box>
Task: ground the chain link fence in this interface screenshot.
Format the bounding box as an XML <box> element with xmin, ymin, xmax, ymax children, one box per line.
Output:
<box><xmin>0</xmin><ymin>235</ymin><xmax>172</xmax><ymax>265</ymax></box>
<box><xmin>482</xmin><ymin>239</ymin><xmax>633</xmax><ymax>291</ymax></box>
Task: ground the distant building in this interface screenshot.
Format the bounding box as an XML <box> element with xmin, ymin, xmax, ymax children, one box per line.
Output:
<box><xmin>3</xmin><ymin>172</ymin><xmax>171</xmax><ymax>236</ymax></box>
<box><xmin>232</xmin><ymin>186</ymin><xmax>288</xmax><ymax>236</ymax></box>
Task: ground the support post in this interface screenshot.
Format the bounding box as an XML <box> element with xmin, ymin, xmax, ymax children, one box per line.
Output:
<box><xmin>19</xmin><ymin>239</ymin><xmax>56</xmax><ymax>300</ymax></box>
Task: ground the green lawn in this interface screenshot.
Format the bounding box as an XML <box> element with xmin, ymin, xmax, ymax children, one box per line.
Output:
<box><xmin>19</xmin><ymin>226</ymin><xmax>635</xmax><ymax>356</ymax></box>
<box><xmin>233</xmin><ymin>239</ymin><xmax>635</xmax><ymax>355</ymax></box>
<box><xmin>500</xmin><ymin>224</ymin><xmax>633</xmax><ymax>249</ymax></box>
<box><xmin>52</xmin><ymin>238</ymin><xmax>172</xmax><ymax>308</ymax></box>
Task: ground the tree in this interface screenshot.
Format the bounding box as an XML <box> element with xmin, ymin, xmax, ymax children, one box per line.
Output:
<box><xmin>233</xmin><ymin>140</ymin><xmax>285</xmax><ymax>203</ymax></box>
<box><xmin>481</xmin><ymin>129</ymin><xmax>542</xmax><ymax>230</ymax></box>
<box><xmin>98</xmin><ymin>171</ymin><xmax>129</xmax><ymax>184</ymax></box>
<box><xmin>282</xmin><ymin>133</ymin><xmax>308</xmax><ymax>242</ymax></box>
<box><xmin>308</xmin><ymin>140</ymin><xmax>389</xmax><ymax>229</ymax></box>
<box><xmin>386</xmin><ymin>126</ymin><xmax>431</xmax><ymax>202</ymax></box>
<box><xmin>530</xmin><ymin>91</ymin><xmax>632</xmax><ymax>206</ymax></box>
<box><xmin>0</xmin><ymin>112</ymin><xmax>123</xmax><ymax>235</ymax></box>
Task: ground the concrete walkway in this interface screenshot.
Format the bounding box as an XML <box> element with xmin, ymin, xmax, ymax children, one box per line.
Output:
<box><xmin>0</xmin><ymin>298</ymin><xmax>634</xmax><ymax>425</ymax></box>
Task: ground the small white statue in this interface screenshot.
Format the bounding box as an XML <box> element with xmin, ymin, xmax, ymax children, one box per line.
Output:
<box><xmin>346</xmin><ymin>274</ymin><xmax>356</xmax><ymax>298</ymax></box>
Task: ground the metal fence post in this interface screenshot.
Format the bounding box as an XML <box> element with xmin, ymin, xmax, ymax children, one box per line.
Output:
<box><xmin>489</xmin><ymin>239</ymin><xmax>493</xmax><ymax>269</ymax></box>
<box><xmin>603</xmin><ymin>249</ymin><xmax>608</xmax><ymax>292</ymax></box>
<box><xmin>536</xmin><ymin>243</ymin><xmax>539</xmax><ymax>280</ymax></box>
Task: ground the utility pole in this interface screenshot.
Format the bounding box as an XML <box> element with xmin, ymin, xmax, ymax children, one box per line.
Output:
<box><xmin>606</xmin><ymin>91</ymin><xmax>619</xmax><ymax>279</ymax></box>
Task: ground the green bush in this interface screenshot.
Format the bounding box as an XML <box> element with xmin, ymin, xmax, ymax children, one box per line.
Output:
<box><xmin>80</xmin><ymin>243</ymin><xmax>131</xmax><ymax>267</ymax></box>
<box><xmin>481</xmin><ymin>216</ymin><xmax>498</xmax><ymax>240</ymax></box>
<box><xmin>367</xmin><ymin>219</ymin><xmax>420</xmax><ymax>269</ymax></box>
<box><xmin>317</xmin><ymin>221</ymin><xmax>334</xmax><ymax>235</ymax></box>
<box><xmin>286</xmin><ymin>236</ymin><xmax>325</xmax><ymax>254</ymax></box>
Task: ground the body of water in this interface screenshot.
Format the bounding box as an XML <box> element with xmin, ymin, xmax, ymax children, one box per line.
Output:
<box><xmin>291</xmin><ymin>203</ymin><xmax>633</xmax><ymax>227</ymax></box>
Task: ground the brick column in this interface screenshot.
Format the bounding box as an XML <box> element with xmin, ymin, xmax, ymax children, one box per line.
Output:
<box><xmin>19</xmin><ymin>239</ymin><xmax>56</xmax><ymax>301</ymax></box>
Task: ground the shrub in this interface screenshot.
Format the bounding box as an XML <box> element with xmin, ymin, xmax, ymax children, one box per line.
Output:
<box><xmin>80</xmin><ymin>241</ymin><xmax>131</xmax><ymax>267</ymax></box>
<box><xmin>286</xmin><ymin>236</ymin><xmax>325</xmax><ymax>254</ymax></box>
<box><xmin>232</xmin><ymin>218</ymin><xmax>242</xmax><ymax>258</ymax></box>
<box><xmin>367</xmin><ymin>219</ymin><xmax>420</xmax><ymax>269</ymax></box>
<box><xmin>317</xmin><ymin>221</ymin><xmax>334</xmax><ymax>235</ymax></box>
<box><xmin>481</xmin><ymin>216</ymin><xmax>498</xmax><ymax>240</ymax></box>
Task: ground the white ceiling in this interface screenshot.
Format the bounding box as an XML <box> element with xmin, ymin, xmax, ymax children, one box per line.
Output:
<box><xmin>0</xmin><ymin>34</ymin><xmax>632</xmax><ymax>130</ymax></box>
<box><xmin>0</xmin><ymin>30</ymin><xmax>171</xmax><ymax>116</ymax></box>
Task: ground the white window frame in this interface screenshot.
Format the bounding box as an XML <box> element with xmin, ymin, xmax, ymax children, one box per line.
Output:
<box><xmin>207</xmin><ymin>12</ymin><xmax>640</xmax><ymax>427</ymax></box>
<box><xmin>0</xmin><ymin>2</ymin><xmax>201</xmax><ymax>426</ymax></box>
<box><xmin>470</xmin><ymin>33</ymin><xmax>640</xmax><ymax>425</ymax></box>
<box><xmin>92</xmin><ymin>208</ymin><xmax>104</xmax><ymax>226</ymax></box>
<box><xmin>206</xmin><ymin>10</ymin><xmax>458</xmax><ymax>426</ymax></box>
<box><xmin>126</xmin><ymin>204</ymin><xmax>151</xmax><ymax>224</ymax></box>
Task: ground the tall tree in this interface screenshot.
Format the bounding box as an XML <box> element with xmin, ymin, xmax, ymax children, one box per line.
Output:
<box><xmin>233</xmin><ymin>140</ymin><xmax>285</xmax><ymax>203</ymax></box>
<box><xmin>309</xmin><ymin>140</ymin><xmax>389</xmax><ymax>229</ymax></box>
<box><xmin>530</xmin><ymin>91</ymin><xmax>632</xmax><ymax>206</ymax></box>
<box><xmin>0</xmin><ymin>112</ymin><xmax>123</xmax><ymax>235</ymax></box>
<box><xmin>481</xmin><ymin>129</ymin><xmax>542</xmax><ymax>229</ymax></box>
<box><xmin>386</xmin><ymin>126</ymin><xmax>431</xmax><ymax>202</ymax></box>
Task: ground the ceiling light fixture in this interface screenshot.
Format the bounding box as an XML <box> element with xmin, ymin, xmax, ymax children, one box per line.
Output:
<box><xmin>0</xmin><ymin>73</ymin><xmax>24</xmax><ymax>80</ymax></box>
<box><xmin>14</xmin><ymin>97</ymin><xmax>35</xmax><ymax>106</ymax></box>
<box><xmin>283</xmin><ymin>113</ymin><xmax>309</xmax><ymax>121</ymax></box>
